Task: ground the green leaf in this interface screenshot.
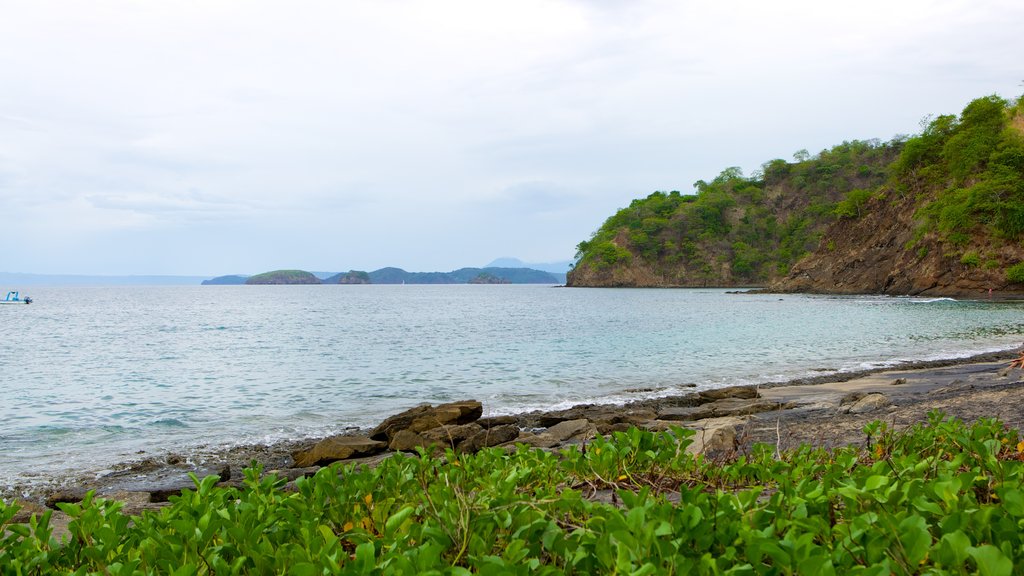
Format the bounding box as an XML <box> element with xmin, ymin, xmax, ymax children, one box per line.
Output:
<box><xmin>968</xmin><ymin>545</ymin><xmax>1013</xmax><ymax>576</ymax></box>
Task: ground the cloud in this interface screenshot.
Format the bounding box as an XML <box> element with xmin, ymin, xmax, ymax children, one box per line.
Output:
<box><xmin>1</xmin><ymin>0</ymin><xmax>1023</xmax><ymax>274</ymax></box>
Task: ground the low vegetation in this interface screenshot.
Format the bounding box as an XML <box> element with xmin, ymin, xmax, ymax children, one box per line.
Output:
<box><xmin>4</xmin><ymin>415</ymin><xmax>1024</xmax><ymax>574</ymax></box>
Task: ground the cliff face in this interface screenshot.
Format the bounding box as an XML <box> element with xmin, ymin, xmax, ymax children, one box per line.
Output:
<box><xmin>771</xmin><ymin>95</ymin><xmax>1024</xmax><ymax>297</ymax></box>
<box><xmin>769</xmin><ymin>193</ymin><xmax>1024</xmax><ymax>297</ymax></box>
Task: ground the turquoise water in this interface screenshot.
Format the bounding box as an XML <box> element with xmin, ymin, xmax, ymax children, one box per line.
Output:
<box><xmin>1</xmin><ymin>285</ymin><xmax>1023</xmax><ymax>489</ymax></box>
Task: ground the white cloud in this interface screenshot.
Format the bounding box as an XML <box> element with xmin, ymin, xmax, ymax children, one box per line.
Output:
<box><xmin>1</xmin><ymin>0</ymin><xmax>1022</xmax><ymax>274</ymax></box>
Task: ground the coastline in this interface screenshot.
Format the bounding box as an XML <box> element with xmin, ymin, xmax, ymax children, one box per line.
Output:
<box><xmin>7</xmin><ymin>346</ymin><xmax>1022</xmax><ymax>511</ymax></box>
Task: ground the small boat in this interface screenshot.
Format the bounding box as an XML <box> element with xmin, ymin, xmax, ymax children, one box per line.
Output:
<box><xmin>1</xmin><ymin>291</ymin><xmax>32</xmax><ymax>305</ymax></box>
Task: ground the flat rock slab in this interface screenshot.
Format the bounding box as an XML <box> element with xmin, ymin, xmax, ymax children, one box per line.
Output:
<box><xmin>658</xmin><ymin>398</ymin><xmax>784</xmax><ymax>421</ymax></box>
<box><xmin>546</xmin><ymin>419</ymin><xmax>596</xmax><ymax>442</ymax></box>
<box><xmin>292</xmin><ymin>435</ymin><xmax>387</xmax><ymax>467</ymax></box>
<box><xmin>697</xmin><ymin>385</ymin><xmax>759</xmax><ymax>402</ymax></box>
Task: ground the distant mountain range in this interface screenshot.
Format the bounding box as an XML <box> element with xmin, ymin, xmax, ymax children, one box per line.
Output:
<box><xmin>204</xmin><ymin>265</ymin><xmax>562</xmax><ymax>285</ymax></box>
<box><xmin>484</xmin><ymin>257</ymin><xmax>572</xmax><ymax>276</ymax></box>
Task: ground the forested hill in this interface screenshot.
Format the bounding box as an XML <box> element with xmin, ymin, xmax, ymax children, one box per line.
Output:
<box><xmin>568</xmin><ymin>94</ymin><xmax>1024</xmax><ymax>296</ymax></box>
<box><xmin>771</xmin><ymin>95</ymin><xmax>1024</xmax><ymax>296</ymax></box>
<box><xmin>568</xmin><ymin>140</ymin><xmax>903</xmax><ymax>287</ymax></box>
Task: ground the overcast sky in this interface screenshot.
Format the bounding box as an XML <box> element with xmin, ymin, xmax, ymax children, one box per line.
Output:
<box><xmin>1</xmin><ymin>1</ymin><xmax>1021</xmax><ymax>276</ymax></box>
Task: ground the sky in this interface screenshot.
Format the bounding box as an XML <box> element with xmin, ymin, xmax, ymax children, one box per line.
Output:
<box><xmin>1</xmin><ymin>1</ymin><xmax>1022</xmax><ymax>276</ymax></box>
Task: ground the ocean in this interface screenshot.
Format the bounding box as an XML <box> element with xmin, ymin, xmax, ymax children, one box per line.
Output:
<box><xmin>2</xmin><ymin>285</ymin><xmax>1023</xmax><ymax>491</ymax></box>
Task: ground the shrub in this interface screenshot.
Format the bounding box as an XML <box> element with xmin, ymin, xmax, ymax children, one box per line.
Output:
<box><xmin>1007</xmin><ymin>262</ymin><xmax>1024</xmax><ymax>284</ymax></box>
<box><xmin>960</xmin><ymin>251</ymin><xmax>981</xmax><ymax>266</ymax></box>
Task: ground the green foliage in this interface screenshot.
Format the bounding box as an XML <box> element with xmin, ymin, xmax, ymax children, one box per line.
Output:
<box><xmin>1007</xmin><ymin>262</ymin><xmax>1024</xmax><ymax>284</ymax></box>
<box><xmin>907</xmin><ymin>96</ymin><xmax>1024</xmax><ymax>243</ymax></box>
<box><xmin>960</xmin><ymin>251</ymin><xmax>981</xmax><ymax>267</ymax></box>
<box><xmin>244</xmin><ymin>270</ymin><xmax>321</xmax><ymax>285</ymax></box>
<box><xmin>5</xmin><ymin>417</ymin><xmax>1024</xmax><ymax>574</ymax></box>
<box><xmin>834</xmin><ymin>189</ymin><xmax>874</xmax><ymax>219</ymax></box>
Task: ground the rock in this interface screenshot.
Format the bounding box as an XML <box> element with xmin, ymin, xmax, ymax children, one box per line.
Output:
<box><xmin>476</xmin><ymin>415</ymin><xmax>520</xmax><ymax>429</ymax></box>
<box><xmin>637</xmin><ymin>420</ymin><xmax>677</xmax><ymax>433</ymax></box>
<box><xmin>658</xmin><ymin>398</ymin><xmax>784</xmax><ymax>421</ymax></box>
<box><xmin>370</xmin><ymin>400</ymin><xmax>483</xmax><ymax>440</ymax></box>
<box><xmin>388</xmin><ymin>430</ymin><xmax>430</xmax><ymax>452</ymax></box>
<box><xmin>531</xmin><ymin>405</ymin><xmax>657</xmax><ymax>428</ymax></box>
<box><xmin>846</xmin><ymin>393</ymin><xmax>890</xmax><ymax>414</ymax></box>
<box><xmin>459</xmin><ymin>424</ymin><xmax>521</xmax><ymax>453</ymax></box>
<box><xmin>10</xmin><ymin>499</ymin><xmax>49</xmax><ymax>524</ymax></box>
<box><xmin>97</xmin><ymin>491</ymin><xmax>169</xmax><ymax>516</ymax></box>
<box><xmin>684</xmin><ymin>417</ymin><xmax>746</xmax><ymax>456</ymax></box>
<box><xmin>266</xmin><ymin>467</ymin><xmax>322</xmax><ymax>483</ymax></box>
<box><xmin>422</xmin><ymin>423</ymin><xmax>484</xmax><ymax>448</ymax></box>
<box><xmin>46</xmin><ymin>488</ymin><xmax>88</xmax><ymax>508</ymax></box>
<box><xmin>546</xmin><ymin>419</ymin><xmax>597</xmax><ymax>443</ymax></box>
<box><xmin>891</xmin><ymin>378</ymin><xmax>908</xmax><ymax>385</ymax></box>
<box><xmin>292</xmin><ymin>435</ymin><xmax>387</xmax><ymax>467</ymax></box>
<box><xmin>514</xmin><ymin>433</ymin><xmax>561</xmax><ymax>449</ymax></box>
<box><xmin>597</xmin><ymin>422</ymin><xmax>634</xmax><ymax>435</ymax></box>
<box><xmin>697</xmin><ymin>385</ymin><xmax>759</xmax><ymax>402</ymax></box>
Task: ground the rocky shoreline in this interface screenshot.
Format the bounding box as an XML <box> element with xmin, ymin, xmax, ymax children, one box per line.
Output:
<box><xmin>7</xmin><ymin>348</ymin><xmax>1024</xmax><ymax>536</ymax></box>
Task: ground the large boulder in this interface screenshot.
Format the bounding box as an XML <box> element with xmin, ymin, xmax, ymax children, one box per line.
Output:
<box><xmin>844</xmin><ymin>393</ymin><xmax>890</xmax><ymax>414</ymax></box>
<box><xmin>370</xmin><ymin>401</ymin><xmax>483</xmax><ymax>441</ymax></box>
<box><xmin>292</xmin><ymin>435</ymin><xmax>387</xmax><ymax>467</ymax></box>
<box><xmin>685</xmin><ymin>417</ymin><xmax>746</xmax><ymax>456</ymax></box>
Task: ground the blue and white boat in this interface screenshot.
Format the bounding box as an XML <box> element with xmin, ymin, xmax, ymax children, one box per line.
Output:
<box><xmin>1</xmin><ymin>291</ymin><xmax>32</xmax><ymax>305</ymax></box>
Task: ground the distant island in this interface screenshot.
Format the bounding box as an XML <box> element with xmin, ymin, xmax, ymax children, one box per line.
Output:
<box><xmin>202</xmin><ymin>266</ymin><xmax>560</xmax><ymax>285</ymax></box>
<box><xmin>245</xmin><ymin>270</ymin><xmax>322</xmax><ymax>285</ymax></box>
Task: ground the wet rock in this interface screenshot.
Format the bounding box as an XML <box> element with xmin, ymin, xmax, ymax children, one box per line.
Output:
<box><xmin>846</xmin><ymin>393</ymin><xmax>890</xmax><ymax>414</ymax></box>
<box><xmin>697</xmin><ymin>385</ymin><xmax>759</xmax><ymax>402</ymax></box>
<box><xmin>292</xmin><ymin>435</ymin><xmax>387</xmax><ymax>467</ymax></box>
<box><xmin>459</xmin><ymin>424</ymin><xmax>520</xmax><ymax>453</ymax></box>
<box><xmin>891</xmin><ymin>378</ymin><xmax>908</xmax><ymax>385</ymax></box>
<box><xmin>370</xmin><ymin>400</ymin><xmax>483</xmax><ymax>441</ymax></box>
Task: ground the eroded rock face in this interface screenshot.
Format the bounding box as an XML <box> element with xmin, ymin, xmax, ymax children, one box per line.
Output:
<box><xmin>292</xmin><ymin>436</ymin><xmax>387</xmax><ymax>467</ymax></box>
<box><xmin>370</xmin><ymin>401</ymin><xmax>483</xmax><ymax>441</ymax></box>
<box><xmin>769</xmin><ymin>191</ymin><xmax>1024</xmax><ymax>297</ymax></box>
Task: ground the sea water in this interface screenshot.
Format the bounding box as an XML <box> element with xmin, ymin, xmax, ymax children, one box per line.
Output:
<box><xmin>2</xmin><ymin>285</ymin><xmax>1023</xmax><ymax>489</ymax></box>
